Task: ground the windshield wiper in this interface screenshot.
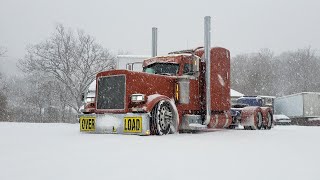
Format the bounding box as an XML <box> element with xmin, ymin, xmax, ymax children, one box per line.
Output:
<box><xmin>158</xmin><ymin>73</ymin><xmax>174</xmax><ymax>76</ymax></box>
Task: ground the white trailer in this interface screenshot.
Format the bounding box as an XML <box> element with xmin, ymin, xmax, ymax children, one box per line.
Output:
<box><xmin>274</xmin><ymin>92</ymin><xmax>320</xmax><ymax>118</ymax></box>
<box><xmin>116</xmin><ymin>55</ymin><xmax>150</xmax><ymax>72</ymax></box>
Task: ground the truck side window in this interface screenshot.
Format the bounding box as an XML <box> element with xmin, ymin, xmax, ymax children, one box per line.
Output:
<box><xmin>144</xmin><ymin>68</ymin><xmax>155</xmax><ymax>74</ymax></box>
<box><xmin>183</xmin><ymin>64</ymin><xmax>193</xmax><ymax>75</ymax></box>
<box><xmin>144</xmin><ymin>63</ymin><xmax>179</xmax><ymax>75</ymax></box>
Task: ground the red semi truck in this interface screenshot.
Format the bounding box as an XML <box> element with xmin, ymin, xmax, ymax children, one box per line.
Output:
<box><xmin>78</xmin><ymin>17</ymin><xmax>273</xmax><ymax>135</ymax></box>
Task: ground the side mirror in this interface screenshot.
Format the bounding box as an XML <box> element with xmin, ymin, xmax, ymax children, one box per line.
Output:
<box><xmin>126</xmin><ymin>63</ymin><xmax>132</xmax><ymax>70</ymax></box>
<box><xmin>192</xmin><ymin>56</ymin><xmax>200</xmax><ymax>75</ymax></box>
<box><xmin>81</xmin><ymin>93</ymin><xmax>85</xmax><ymax>102</ymax></box>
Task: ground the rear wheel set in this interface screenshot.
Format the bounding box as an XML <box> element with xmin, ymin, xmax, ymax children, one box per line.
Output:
<box><xmin>244</xmin><ymin>110</ymin><xmax>273</xmax><ymax>130</ymax></box>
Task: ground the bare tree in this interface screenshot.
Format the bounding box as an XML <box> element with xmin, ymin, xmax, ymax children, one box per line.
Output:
<box><xmin>275</xmin><ymin>47</ymin><xmax>320</xmax><ymax>95</ymax></box>
<box><xmin>0</xmin><ymin>92</ymin><xmax>7</xmax><ymax>121</ymax></box>
<box><xmin>19</xmin><ymin>24</ymin><xmax>116</xmax><ymax>112</ymax></box>
<box><xmin>117</xmin><ymin>49</ymin><xmax>131</xmax><ymax>55</ymax></box>
<box><xmin>231</xmin><ymin>53</ymin><xmax>251</xmax><ymax>94</ymax></box>
<box><xmin>231</xmin><ymin>49</ymin><xmax>275</xmax><ymax>95</ymax></box>
<box><xmin>0</xmin><ymin>72</ymin><xmax>8</xmax><ymax>121</ymax></box>
<box><xmin>231</xmin><ymin>47</ymin><xmax>320</xmax><ymax>97</ymax></box>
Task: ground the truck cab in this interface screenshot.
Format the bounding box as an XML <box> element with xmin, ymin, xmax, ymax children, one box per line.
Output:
<box><xmin>231</xmin><ymin>95</ymin><xmax>275</xmax><ymax>130</ymax></box>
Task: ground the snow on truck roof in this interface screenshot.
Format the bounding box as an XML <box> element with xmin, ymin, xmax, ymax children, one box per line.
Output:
<box><xmin>117</xmin><ymin>55</ymin><xmax>150</xmax><ymax>58</ymax></box>
<box><xmin>158</xmin><ymin>53</ymin><xmax>195</xmax><ymax>58</ymax></box>
<box><xmin>143</xmin><ymin>54</ymin><xmax>195</xmax><ymax>67</ymax></box>
<box><xmin>144</xmin><ymin>53</ymin><xmax>195</xmax><ymax>60</ymax></box>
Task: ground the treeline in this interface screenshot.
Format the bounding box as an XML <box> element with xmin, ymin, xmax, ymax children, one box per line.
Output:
<box><xmin>0</xmin><ymin>24</ymin><xmax>115</xmax><ymax>123</ymax></box>
<box><xmin>231</xmin><ymin>47</ymin><xmax>320</xmax><ymax>97</ymax></box>
<box><xmin>0</xmin><ymin>74</ymin><xmax>74</xmax><ymax>123</ymax></box>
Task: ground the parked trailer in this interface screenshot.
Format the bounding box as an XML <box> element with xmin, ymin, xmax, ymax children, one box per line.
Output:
<box><xmin>275</xmin><ymin>92</ymin><xmax>320</xmax><ymax>117</ymax></box>
<box><xmin>78</xmin><ymin>16</ymin><xmax>274</xmax><ymax>135</ymax></box>
<box><xmin>274</xmin><ymin>92</ymin><xmax>320</xmax><ymax>125</ymax></box>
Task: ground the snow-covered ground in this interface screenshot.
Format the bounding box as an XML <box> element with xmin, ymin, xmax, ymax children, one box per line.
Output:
<box><xmin>0</xmin><ymin>123</ymin><xmax>319</xmax><ymax>180</ymax></box>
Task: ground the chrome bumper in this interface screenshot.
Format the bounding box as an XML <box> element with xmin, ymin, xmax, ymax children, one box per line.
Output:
<box><xmin>78</xmin><ymin>113</ymin><xmax>151</xmax><ymax>135</ymax></box>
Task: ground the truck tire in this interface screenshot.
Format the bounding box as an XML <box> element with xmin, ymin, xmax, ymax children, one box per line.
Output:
<box><xmin>150</xmin><ymin>100</ymin><xmax>177</xmax><ymax>135</ymax></box>
<box><xmin>241</xmin><ymin>107</ymin><xmax>263</xmax><ymax>130</ymax></box>
<box><xmin>244</xmin><ymin>112</ymin><xmax>262</xmax><ymax>130</ymax></box>
<box><xmin>261</xmin><ymin>107</ymin><xmax>273</xmax><ymax>130</ymax></box>
<box><xmin>265</xmin><ymin>112</ymin><xmax>273</xmax><ymax>130</ymax></box>
<box><xmin>256</xmin><ymin>112</ymin><xmax>263</xmax><ymax>130</ymax></box>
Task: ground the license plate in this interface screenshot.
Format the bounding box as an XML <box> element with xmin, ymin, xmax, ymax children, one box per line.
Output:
<box><xmin>80</xmin><ymin>117</ymin><xmax>96</xmax><ymax>132</ymax></box>
<box><xmin>124</xmin><ymin>117</ymin><xmax>142</xmax><ymax>133</ymax></box>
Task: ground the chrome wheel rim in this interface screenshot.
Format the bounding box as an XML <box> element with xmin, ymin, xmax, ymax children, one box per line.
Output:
<box><xmin>158</xmin><ymin>103</ymin><xmax>173</xmax><ymax>131</ymax></box>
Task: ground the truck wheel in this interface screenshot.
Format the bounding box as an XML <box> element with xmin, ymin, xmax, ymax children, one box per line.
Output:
<box><xmin>247</xmin><ymin>111</ymin><xmax>262</xmax><ymax>130</ymax></box>
<box><xmin>244</xmin><ymin>112</ymin><xmax>263</xmax><ymax>130</ymax></box>
<box><xmin>256</xmin><ymin>112</ymin><xmax>263</xmax><ymax>130</ymax></box>
<box><xmin>150</xmin><ymin>100</ymin><xmax>177</xmax><ymax>135</ymax></box>
<box><xmin>265</xmin><ymin>112</ymin><xmax>273</xmax><ymax>130</ymax></box>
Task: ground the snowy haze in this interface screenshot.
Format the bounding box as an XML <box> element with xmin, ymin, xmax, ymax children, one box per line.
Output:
<box><xmin>1</xmin><ymin>122</ymin><xmax>319</xmax><ymax>180</ymax></box>
<box><xmin>1</xmin><ymin>0</ymin><xmax>320</xmax><ymax>75</ymax></box>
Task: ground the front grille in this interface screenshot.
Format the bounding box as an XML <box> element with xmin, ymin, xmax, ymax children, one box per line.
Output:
<box><xmin>97</xmin><ymin>75</ymin><xmax>125</xmax><ymax>110</ymax></box>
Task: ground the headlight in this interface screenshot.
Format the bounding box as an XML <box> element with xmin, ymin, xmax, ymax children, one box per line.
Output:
<box><xmin>131</xmin><ymin>94</ymin><xmax>145</xmax><ymax>103</ymax></box>
<box><xmin>85</xmin><ymin>97</ymin><xmax>94</xmax><ymax>103</ymax></box>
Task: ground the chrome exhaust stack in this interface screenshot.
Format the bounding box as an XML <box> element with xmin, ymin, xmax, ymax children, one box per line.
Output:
<box><xmin>152</xmin><ymin>27</ymin><xmax>158</xmax><ymax>57</ymax></box>
<box><xmin>203</xmin><ymin>16</ymin><xmax>211</xmax><ymax>125</ymax></box>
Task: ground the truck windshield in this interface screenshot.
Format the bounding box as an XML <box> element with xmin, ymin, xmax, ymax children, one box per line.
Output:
<box><xmin>143</xmin><ymin>63</ymin><xmax>179</xmax><ymax>75</ymax></box>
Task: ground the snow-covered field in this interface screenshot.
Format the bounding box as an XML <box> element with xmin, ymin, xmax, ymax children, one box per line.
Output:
<box><xmin>0</xmin><ymin>122</ymin><xmax>319</xmax><ymax>180</ymax></box>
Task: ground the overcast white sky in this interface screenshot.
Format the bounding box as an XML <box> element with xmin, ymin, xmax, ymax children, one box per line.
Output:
<box><xmin>1</xmin><ymin>0</ymin><xmax>320</xmax><ymax>75</ymax></box>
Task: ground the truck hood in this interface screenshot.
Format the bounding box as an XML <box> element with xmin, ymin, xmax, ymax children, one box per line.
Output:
<box><xmin>96</xmin><ymin>70</ymin><xmax>176</xmax><ymax>113</ymax></box>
